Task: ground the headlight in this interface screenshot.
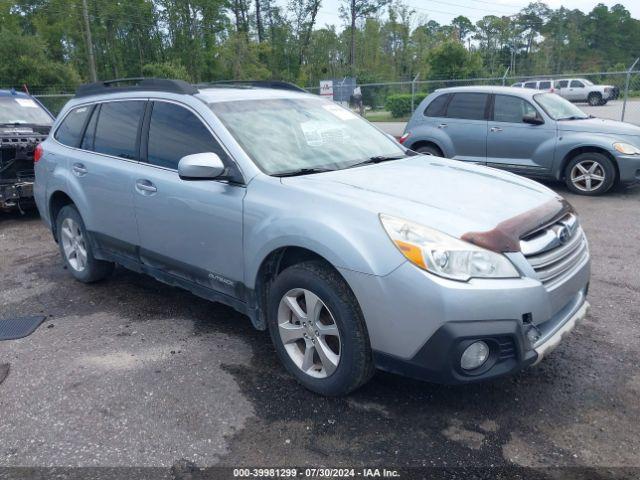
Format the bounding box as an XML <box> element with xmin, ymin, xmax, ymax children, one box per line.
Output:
<box><xmin>613</xmin><ymin>142</ymin><xmax>640</xmax><ymax>155</ymax></box>
<box><xmin>380</xmin><ymin>214</ymin><xmax>520</xmax><ymax>281</ymax></box>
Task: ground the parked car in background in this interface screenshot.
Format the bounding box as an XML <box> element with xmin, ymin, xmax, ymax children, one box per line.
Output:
<box><xmin>36</xmin><ymin>78</ymin><xmax>590</xmax><ymax>395</ymax></box>
<box><xmin>514</xmin><ymin>79</ymin><xmax>555</xmax><ymax>92</ymax></box>
<box><xmin>401</xmin><ymin>86</ymin><xmax>640</xmax><ymax>195</ymax></box>
<box><xmin>0</xmin><ymin>89</ymin><xmax>53</xmax><ymax>211</ymax></box>
<box><xmin>554</xmin><ymin>78</ymin><xmax>616</xmax><ymax>106</ymax></box>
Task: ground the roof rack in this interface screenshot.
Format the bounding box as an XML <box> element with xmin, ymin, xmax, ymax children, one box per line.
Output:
<box><xmin>199</xmin><ymin>80</ymin><xmax>307</xmax><ymax>93</ymax></box>
<box><xmin>75</xmin><ymin>78</ymin><xmax>198</xmax><ymax>98</ymax></box>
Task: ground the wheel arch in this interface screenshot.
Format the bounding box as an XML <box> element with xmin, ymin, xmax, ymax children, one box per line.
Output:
<box><xmin>48</xmin><ymin>190</ymin><xmax>76</xmax><ymax>241</ymax></box>
<box><xmin>409</xmin><ymin>139</ymin><xmax>444</xmax><ymax>156</ymax></box>
<box><xmin>250</xmin><ymin>246</ymin><xmax>356</xmax><ymax>331</ymax></box>
<box><xmin>559</xmin><ymin>146</ymin><xmax>619</xmax><ymax>182</ymax></box>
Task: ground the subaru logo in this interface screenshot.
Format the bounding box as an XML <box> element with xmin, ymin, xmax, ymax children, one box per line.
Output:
<box><xmin>557</xmin><ymin>225</ymin><xmax>571</xmax><ymax>245</ymax></box>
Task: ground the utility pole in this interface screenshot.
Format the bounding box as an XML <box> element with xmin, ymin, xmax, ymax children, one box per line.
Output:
<box><xmin>350</xmin><ymin>0</ymin><xmax>356</xmax><ymax>72</ymax></box>
<box><xmin>81</xmin><ymin>0</ymin><xmax>97</xmax><ymax>82</ymax></box>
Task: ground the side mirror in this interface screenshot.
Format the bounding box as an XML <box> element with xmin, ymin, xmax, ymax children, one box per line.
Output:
<box><xmin>523</xmin><ymin>114</ymin><xmax>544</xmax><ymax>125</ymax></box>
<box><xmin>178</xmin><ymin>152</ymin><xmax>226</xmax><ymax>180</ymax></box>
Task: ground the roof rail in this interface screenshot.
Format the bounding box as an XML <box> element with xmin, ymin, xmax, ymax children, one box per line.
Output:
<box><xmin>199</xmin><ymin>80</ymin><xmax>307</xmax><ymax>93</ymax></box>
<box><xmin>75</xmin><ymin>78</ymin><xmax>198</xmax><ymax>98</ymax></box>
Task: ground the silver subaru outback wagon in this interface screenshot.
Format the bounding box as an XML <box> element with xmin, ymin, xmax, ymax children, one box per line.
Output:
<box><xmin>34</xmin><ymin>78</ymin><xmax>590</xmax><ymax>396</ymax></box>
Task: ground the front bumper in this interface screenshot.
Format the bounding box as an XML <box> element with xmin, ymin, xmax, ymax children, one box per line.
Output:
<box><xmin>339</xmin><ymin>250</ymin><xmax>590</xmax><ymax>384</ymax></box>
<box><xmin>373</xmin><ymin>293</ymin><xmax>588</xmax><ymax>384</ymax></box>
<box><xmin>0</xmin><ymin>180</ymin><xmax>35</xmax><ymax>209</ymax></box>
<box><xmin>614</xmin><ymin>154</ymin><xmax>640</xmax><ymax>185</ymax></box>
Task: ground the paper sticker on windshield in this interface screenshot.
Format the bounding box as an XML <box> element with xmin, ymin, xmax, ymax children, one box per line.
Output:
<box><xmin>15</xmin><ymin>98</ymin><xmax>39</xmax><ymax>108</ymax></box>
<box><xmin>323</xmin><ymin>104</ymin><xmax>358</xmax><ymax>121</ymax></box>
<box><xmin>301</xmin><ymin>121</ymin><xmax>348</xmax><ymax>146</ymax></box>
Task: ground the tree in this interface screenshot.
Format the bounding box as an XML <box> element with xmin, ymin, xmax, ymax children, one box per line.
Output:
<box><xmin>451</xmin><ymin>15</ymin><xmax>474</xmax><ymax>44</ymax></box>
<box><xmin>428</xmin><ymin>40</ymin><xmax>483</xmax><ymax>79</ymax></box>
<box><xmin>339</xmin><ymin>0</ymin><xmax>390</xmax><ymax>71</ymax></box>
<box><xmin>290</xmin><ymin>0</ymin><xmax>322</xmax><ymax>66</ymax></box>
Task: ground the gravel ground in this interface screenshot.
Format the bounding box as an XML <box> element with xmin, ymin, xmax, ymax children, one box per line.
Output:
<box><xmin>0</xmin><ymin>181</ymin><xmax>639</xmax><ymax>472</ymax></box>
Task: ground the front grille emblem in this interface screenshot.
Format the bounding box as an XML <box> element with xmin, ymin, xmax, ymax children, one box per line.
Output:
<box><xmin>557</xmin><ymin>225</ymin><xmax>571</xmax><ymax>245</ymax></box>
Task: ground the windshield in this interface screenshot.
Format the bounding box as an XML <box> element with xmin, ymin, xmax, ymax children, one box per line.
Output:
<box><xmin>209</xmin><ymin>98</ymin><xmax>405</xmax><ymax>175</ymax></box>
<box><xmin>0</xmin><ymin>96</ymin><xmax>53</xmax><ymax>125</ymax></box>
<box><xmin>534</xmin><ymin>93</ymin><xmax>589</xmax><ymax>120</ymax></box>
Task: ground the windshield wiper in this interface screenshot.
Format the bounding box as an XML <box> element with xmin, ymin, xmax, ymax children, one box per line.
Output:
<box><xmin>272</xmin><ymin>167</ymin><xmax>335</xmax><ymax>177</ymax></box>
<box><xmin>558</xmin><ymin>115</ymin><xmax>588</xmax><ymax>121</ymax></box>
<box><xmin>347</xmin><ymin>154</ymin><xmax>408</xmax><ymax>169</ymax></box>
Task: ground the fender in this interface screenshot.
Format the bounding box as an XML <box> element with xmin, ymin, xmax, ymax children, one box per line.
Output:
<box><xmin>552</xmin><ymin>132</ymin><xmax>618</xmax><ymax>179</ymax></box>
<box><xmin>244</xmin><ymin>216</ymin><xmax>404</xmax><ymax>291</ymax></box>
<box><xmin>55</xmin><ymin>167</ymin><xmax>94</xmax><ymax>230</ymax></box>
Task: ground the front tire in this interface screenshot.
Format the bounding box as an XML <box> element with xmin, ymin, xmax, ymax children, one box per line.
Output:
<box><xmin>564</xmin><ymin>152</ymin><xmax>615</xmax><ymax>196</ymax></box>
<box><xmin>267</xmin><ymin>261</ymin><xmax>374</xmax><ymax>396</ymax></box>
<box><xmin>56</xmin><ymin>205</ymin><xmax>114</xmax><ymax>283</ymax></box>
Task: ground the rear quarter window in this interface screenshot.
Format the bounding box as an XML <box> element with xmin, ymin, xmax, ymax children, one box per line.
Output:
<box><xmin>424</xmin><ymin>94</ymin><xmax>449</xmax><ymax>117</ymax></box>
<box><xmin>539</xmin><ymin>81</ymin><xmax>551</xmax><ymax>89</ymax></box>
<box><xmin>54</xmin><ymin>106</ymin><xmax>92</xmax><ymax>147</ymax></box>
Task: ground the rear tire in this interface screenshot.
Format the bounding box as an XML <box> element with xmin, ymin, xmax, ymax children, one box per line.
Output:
<box><xmin>415</xmin><ymin>144</ymin><xmax>443</xmax><ymax>157</ymax></box>
<box><xmin>564</xmin><ymin>152</ymin><xmax>615</xmax><ymax>196</ymax></box>
<box><xmin>56</xmin><ymin>205</ymin><xmax>114</xmax><ymax>283</ymax></box>
<box><xmin>588</xmin><ymin>92</ymin><xmax>602</xmax><ymax>106</ymax></box>
<box><xmin>267</xmin><ymin>260</ymin><xmax>374</xmax><ymax>396</ymax></box>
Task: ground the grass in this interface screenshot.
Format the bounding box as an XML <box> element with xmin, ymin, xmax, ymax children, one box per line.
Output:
<box><xmin>365</xmin><ymin>110</ymin><xmax>410</xmax><ymax>122</ymax></box>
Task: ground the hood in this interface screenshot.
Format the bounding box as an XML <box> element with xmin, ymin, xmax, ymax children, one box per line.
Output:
<box><xmin>558</xmin><ymin>117</ymin><xmax>640</xmax><ymax>138</ymax></box>
<box><xmin>283</xmin><ymin>156</ymin><xmax>563</xmax><ymax>239</ymax></box>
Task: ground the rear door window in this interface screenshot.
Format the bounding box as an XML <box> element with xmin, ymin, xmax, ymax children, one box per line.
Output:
<box><xmin>424</xmin><ymin>94</ymin><xmax>449</xmax><ymax>117</ymax></box>
<box><xmin>523</xmin><ymin>82</ymin><xmax>537</xmax><ymax>89</ymax></box>
<box><xmin>55</xmin><ymin>105</ymin><xmax>92</xmax><ymax>147</ymax></box>
<box><xmin>538</xmin><ymin>81</ymin><xmax>551</xmax><ymax>90</ymax></box>
<box><xmin>146</xmin><ymin>101</ymin><xmax>228</xmax><ymax>170</ymax></box>
<box><xmin>93</xmin><ymin>101</ymin><xmax>145</xmax><ymax>160</ymax></box>
<box><xmin>556</xmin><ymin>80</ymin><xmax>568</xmax><ymax>88</ymax></box>
<box><xmin>445</xmin><ymin>93</ymin><xmax>488</xmax><ymax>121</ymax></box>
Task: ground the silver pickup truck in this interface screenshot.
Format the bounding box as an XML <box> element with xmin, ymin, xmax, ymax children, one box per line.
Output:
<box><xmin>554</xmin><ymin>78</ymin><xmax>617</xmax><ymax>106</ymax></box>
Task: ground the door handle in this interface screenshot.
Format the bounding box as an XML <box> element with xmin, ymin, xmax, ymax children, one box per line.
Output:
<box><xmin>490</xmin><ymin>127</ymin><xmax>503</xmax><ymax>132</ymax></box>
<box><xmin>135</xmin><ymin>179</ymin><xmax>157</xmax><ymax>195</ymax></box>
<box><xmin>437</xmin><ymin>123</ymin><xmax>448</xmax><ymax>129</ymax></box>
<box><xmin>72</xmin><ymin>163</ymin><xmax>87</xmax><ymax>176</ymax></box>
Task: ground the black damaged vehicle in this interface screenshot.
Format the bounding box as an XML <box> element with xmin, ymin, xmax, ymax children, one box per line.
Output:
<box><xmin>0</xmin><ymin>90</ymin><xmax>53</xmax><ymax>212</ymax></box>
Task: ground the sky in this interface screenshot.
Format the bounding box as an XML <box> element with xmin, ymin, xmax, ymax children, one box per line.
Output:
<box><xmin>302</xmin><ymin>0</ymin><xmax>640</xmax><ymax>30</ymax></box>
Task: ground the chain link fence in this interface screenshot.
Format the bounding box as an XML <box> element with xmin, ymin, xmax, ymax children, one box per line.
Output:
<box><xmin>19</xmin><ymin>68</ymin><xmax>640</xmax><ymax>126</ymax></box>
<box><xmin>306</xmin><ymin>68</ymin><xmax>640</xmax><ymax>125</ymax></box>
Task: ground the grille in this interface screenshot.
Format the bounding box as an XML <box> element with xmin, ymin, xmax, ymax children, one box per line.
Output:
<box><xmin>520</xmin><ymin>214</ymin><xmax>589</xmax><ymax>288</ymax></box>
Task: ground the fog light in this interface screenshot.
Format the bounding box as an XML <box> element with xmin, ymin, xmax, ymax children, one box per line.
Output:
<box><xmin>526</xmin><ymin>325</ymin><xmax>541</xmax><ymax>345</ymax></box>
<box><xmin>461</xmin><ymin>341</ymin><xmax>490</xmax><ymax>370</ymax></box>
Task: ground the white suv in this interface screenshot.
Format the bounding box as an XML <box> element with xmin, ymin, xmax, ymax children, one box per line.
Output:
<box><xmin>512</xmin><ymin>80</ymin><xmax>555</xmax><ymax>92</ymax></box>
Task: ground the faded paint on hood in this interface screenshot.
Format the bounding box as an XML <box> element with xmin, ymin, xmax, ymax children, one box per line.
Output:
<box><xmin>283</xmin><ymin>156</ymin><xmax>565</xmax><ymax>240</ymax></box>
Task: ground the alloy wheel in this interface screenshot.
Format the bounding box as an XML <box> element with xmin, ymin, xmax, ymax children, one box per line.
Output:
<box><xmin>277</xmin><ymin>288</ymin><xmax>341</xmax><ymax>378</ymax></box>
<box><xmin>570</xmin><ymin>160</ymin><xmax>606</xmax><ymax>192</ymax></box>
<box><xmin>60</xmin><ymin>217</ymin><xmax>88</xmax><ymax>272</ymax></box>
